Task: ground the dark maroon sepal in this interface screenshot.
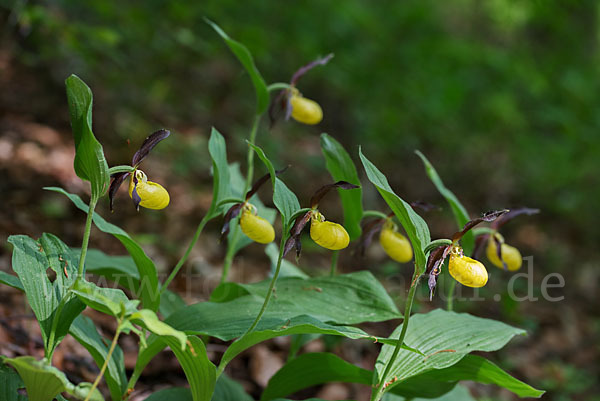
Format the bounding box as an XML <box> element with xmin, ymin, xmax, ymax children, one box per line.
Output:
<box><xmin>132</xmin><ymin>129</ymin><xmax>170</xmax><ymax>166</ymax></box>
<box><xmin>310</xmin><ymin>181</ymin><xmax>360</xmax><ymax>209</ymax></box>
<box><xmin>220</xmin><ymin>203</ymin><xmax>243</xmax><ymax>241</ymax></box>
<box><xmin>108</xmin><ymin>172</ymin><xmax>130</xmax><ymax>212</ymax></box>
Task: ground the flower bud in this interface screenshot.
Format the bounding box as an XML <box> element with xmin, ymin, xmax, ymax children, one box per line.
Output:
<box><xmin>486</xmin><ymin>234</ymin><xmax>522</xmax><ymax>271</ymax></box>
<box><xmin>128</xmin><ymin>170</ymin><xmax>170</xmax><ymax>210</ymax></box>
<box><xmin>290</xmin><ymin>90</ymin><xmax>323</xmax><ymax>125</ymax></box>
<box><xmin>310</xmin><ymin>212</ymin><xmax>349</xmax><ymax>250</ymax></box>
<box><xmin>448</xmin><ymin>246</ymin><xmax>488</xmax><ymax>288</ymax></box>
<box><xmin>379</xmin><ymin>222</ymin><xmax>412</xmax><ymax>263</ymax></box>
<box><xmin>239</xmin><ymin>204</ymin><xmax>275</xmax><ymax>244</ymax></box>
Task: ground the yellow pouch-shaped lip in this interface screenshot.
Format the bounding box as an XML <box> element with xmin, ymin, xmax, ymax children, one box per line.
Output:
<box><xmin>486</xmin><ymin>236</ymin><xmax>522</xmax><ymax>271</ymax></box>
<box><xmin>448</xmin><ymin>252</ymin><xmax>488</xmax><ymax>288</ymax></box>
<box><xmin>379</xmin><ymin>226</ymin><xmax>413</xmax><ymax>263</ymax></box>
<box><xmin>129</xmin><ymin>170</ymin><xmax>170</xmax><ymax>210</ymax></box>
<box><xmin>240</xmin><ymin>207</ymin><xmax>275</xmax><ymax>244</ymax></box>
<box><xmin>310</xmin><ymin>215</ymin><xmax>350</xmax><ymax>250</ymax></box>
<box><xmin>290</xmin><ymin>94</ymin><xmax>323</xmax><ymax>125</ymax></box>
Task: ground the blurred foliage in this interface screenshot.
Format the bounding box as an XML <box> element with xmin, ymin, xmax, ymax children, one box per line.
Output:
<box><xmin>3</xmin><ymin>1</ymin><xmax>598</xmax><ymax>259</ymax></box>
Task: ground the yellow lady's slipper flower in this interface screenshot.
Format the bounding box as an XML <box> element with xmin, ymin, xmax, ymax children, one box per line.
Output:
<box><xmin>379</xmin><ymin>221</ymin><xmax>413</xmax><ymax>263</ymax></box>
<box><xmin>486</xmin><ymin>233</ymin><xmax>522</xmax><ymax>271</ymax></box>
<box><xmin>239</xmin><ymin>204</ymin><xmax>275</xmax><ymax>244</ymax></box>
<box><xmin>290</xmin><ymin>89</ymin><xmax>323</xmax><ymax>125</ymax></box>
<box><xmin>128</xmin><ymin>170</ymin><xmax>170</xmax><ymax>210</ymax></box>
<box><xmin>310</xmin><ymin>212</ymin><xmax>349</xmax><ymax>250</ymax></box>
<box><xmin>448</xmin><ymin>246</ymin><xmax>488</xmax><ymax>288</ymax></box>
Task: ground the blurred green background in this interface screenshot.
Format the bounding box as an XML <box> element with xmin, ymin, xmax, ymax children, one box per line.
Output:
<box><xmin>1</xmin><ymin>1</ymin><xmax>599</xmax><ymax>400</ymax></box>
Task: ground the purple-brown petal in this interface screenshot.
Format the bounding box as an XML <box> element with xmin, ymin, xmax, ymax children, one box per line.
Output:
<box><xmin>132</xmin><ymin>129</ymin><xmax>171</xmax><ymax>166</ymax></box>
<box><xmin>108</xmin><ymin>172</ymin><xmax>130</xmax><ymax>212</ymax></box>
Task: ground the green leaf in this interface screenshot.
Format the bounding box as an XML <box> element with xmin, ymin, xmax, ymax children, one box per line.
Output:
<box><xmin>65</xmin><ymin>75</ymin><xmax>109</xmax><ymax>198</ymax></box>
<box><xmin>320</xmin><ymin>134</ymin><xmax>363</xmax><ymax>240</ymax></box>
<box><xmin>415</xmin><ymin>151</ymin><xmax>473</xmax><ymax>254</ymax></box>
<box><xmin>359</xmin><ymin>149</ymin><xmax>431</xmax><ymax>269</ymax></box>
<box><xmin>145</xmin><ymin>387</ymin><xmax>193</xmax><ymax>401</ymax></box>
<box><xmin>209</xmin><ymin>271</ymin><xmax>399</xmax><ymax>326</ymax></box>
<box><xmin>261</xmin><ymin>352</ymin><xmax>371</xmax><ymax>401</ymax></box>
<box><xmin>384</xmin><ymin>384</ymin><xmax>476</xmax><ymax>401</ymax></box>
<box><xmin>8</xmin><ymin>234</ymin><xmax>85</xmax><ymax>356</ymax></box>
<box><xmin>249</xmin><ymin>143</ymin><xmax>301</xmax><ymax>229</ymax></box>
<box><xmin>80</xmin><ymin>248</ymin><xmax>140</xmax><ymax>292</ymax></box>
<box><xmin>69</xmin><ymin>315</ymin><xmax>128</xmax><ymax>401</ymax></box>
<box><xmin>0</xmin><ymin>270</ymin><xmax>24</xmax><ymax>291</ymax></box>
<box><xmin>130</xmin><ymin>309</ymin><xmax>187</xmax><ymax>351</ymax></box>
<box><xmin>265</xmin><ymin>243</ymin><xmax>308</xmax><ymax>279</ymax></box>
<box><xmin>376</xmin><ymin>309</ymin><xmax>526</xmax><ymax>395</ymax></box>
<box><xmin>390</xmin><ymin>354</ymin><xmax>544</xmax><ymax>399</ymax></box>
<box><xmin>212</xmin><ymin>374</ymin><xmax>254</xmax><ymax>401</ymax></box>
<box><xmin>46</xmin><ymin>187</ymin><xmax>161</xmax><ymax>311</ymax></box>
<box><xmin>207</xmin><ymin>128</ymin><xmax>232</xmax><ymax>218</ymax></box>
<box><xmin>5</xmin><ymin>356</ymin><xmax>103</xmax><ymax>401</ymax></box>
<box><xmin>206</xmin><ymin>20</ymin><xmax>269</xmax><ymax>115</ymax></box>
<box><xmin>72</xmin><ymin>279</ymin><xmax>139</xmax><ymax>317</ymax></box>
<box><xmin>0</xmin><ymin>361</ymin><xmax>26</xmax><ymax>401</ymax></box>
<box><xmin>159</xmin><ymin>289</ymin><xmax>187</xmax><ymax>318</ymax></box>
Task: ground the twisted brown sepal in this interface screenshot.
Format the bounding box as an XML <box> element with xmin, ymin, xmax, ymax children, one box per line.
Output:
<box><xmin>108</xmin><ymin>172</ymin><xmax>130</xmax><ymax>212</ymax></box>
<box><xmin>245</xmin><ymin>167</ymin><xmax>288</xmax><ymax>201</ymax></box>
<box><xmin>451</xmin><ymin>209</ymin><xmax>509</xmax><ymax>242</ymax></box>
<box><xmin>357</xmin><ymin>218</ymin><xmax>386</xmax><ymax>257</ymax></box>
<box><xmin>283</xmin><ymin>211</ymin><xmax>312</xmax><ymax>258</ymax></box>
<box><xmin>425</xmin><ymin>245</ymin><xmax>452</xmax><ymax>301</ymax></box>
<box><xmin>410</xmin><ymin>200</ymin><xmax>441</xmax><ymax>213</ymax></box>
<box><xmin>491</xmin><ymin>207</ymin><xmax>540</xmax><ymax>230</ymax></box>
<box><xmin>310</xmin><ymin>181</ymin><xmax>360</xmax><ymax>209</ymax></box>
<box><xmin>290</xmin><ymin>53</ymin><xmax>334</xmax><ymax>86</ymax></box>
<box><xmin>220</xmin><ymin>203</ymin><xmax>243</xmax><ymax>242</ymax></box>
<box><xmin>132</xmin><ymin>129</ymin><xmax>171</xmax><ymax>166</ymax></box>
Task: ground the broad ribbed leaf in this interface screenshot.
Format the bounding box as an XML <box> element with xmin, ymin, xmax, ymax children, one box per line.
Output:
<box><xmin>65</xmin><ymin>75</ymin><xmax>109</xmax><ymax>198</ymax></box>
<box><xmin>415</xmin><ymin>151</ymin><xmax>473</xmax><ymax>254</ymax></box>
<box><xmin>206</xmin><ymin>20</ymin><xmax>269</xmax><ymax>114</ymax></box>
<box><xmin>5</xmin><ymin>356</ymin><xmax>103</xmax><ymax>401</ymax></box>
<box><xmin>8</xmin><ymin>234</ymin><xmax>85</xmax><ymax>356</ymax></box>
<box><xmin>212</xmin><ymin>374</ymin><xmax>254</xmax><ymax>401</ymax></box>
<box><xmin>389</xmin><ymin>354</ymin><xmax>544</xmax><ymax>398</ymax></box>
<box><xmin>359</xmin><ymin>149</ymin><xmax>431</xmax><ymax>269</ymax></box>
<box><xmin>320</xmin><ymin>134</ymin><xmax>363</xmax><ymax>240</ymax></box>
<box><xmin>69</xmin><ymin>315</ymin><xmax>127</xmax><ymax>401</ymax></box>
<box><xmin>208</xmin><ymin>128</ymin><xmax>232</xmax><ymax>218</ymax></box>
<box><xmin>145</xmin><ymin>387</ymin><xmax>193</xmax><ymax>401</ymax></box>
<box><xmin>383</xmin><ymin>384</ymin><xmax>476</xmax><ymax>401</ymax></box>
<box><xmin>46</xmin><ymin>187</ymin><xmax>160</xmax><ymax>311</ymax></box>
<box><xmin>209</xmin><ymin>271</ymin><xmax>399</xmax><ymax>325</ymax></box>
<box><xmin>261</xmin><ymin>353</ymin><xmax>371</xmax><ymax>401</ymax></box>
<box><xmin>376</xmin><ymin>309</ymin><xmax>526</xmax><ymax>395</ymax></box>
<box><xmin>130</xmin><ymin>309</ymin><xmax>187</xmax><ymax>351</ymax></box>
<box><xmin>0</xmin><ymin>361</ymin><xmax>26</xmax><ymax>401</ymax></box>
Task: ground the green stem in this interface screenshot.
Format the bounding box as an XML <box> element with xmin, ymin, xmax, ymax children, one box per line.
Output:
<box><xmin>220</xmin><ymin>226</ymin><xmax>241</xmax><ymax>285</ymax></box>
<box><xmin>447</xmin><ymin>279</ymin><xmax>457</xmax><ymax>311</ymax></box>
<box><xmin>47</xmin><ymin>195</ymin><xmax>98</xmax><ymax>360</ymax></box>
<box><xmin>244</xmin><ymin>115</ymin><xmax>261</xmax><ymax>192</ymax></box>
<box><xmin>160</xmin><ymin>214</ymin><xmax>211</xmax><ymax>296</ymax></box>
<box><xmin>84</xmin><ymin>315</ymin><xmax>124</xmax><ymax>401</ymax></box>
<box><xmin>371</xmin><ymin>268</ymin><xmax>420</xmax><ymax>401</ymax></box>
<box><xmin>362</xmin><ymin>210</ymin><xmax>389</xmax><ymax>220</ymax></box>
<box><xmin>267</xmin><ymin>82</ymin><xmax>292</xmax><ymax>92</ymax></box>
<box><xmin>78</xmin><ymin>196</ymin><xmax>98</xmax><ymax>278</ymax></box>
<box><xmin>329</xmin><ymin>250</ymin><xmax>339</xmax><ymax>277</ymax></box>
<box><xmin>245</xmin><ymin>235</ymin><xmax>286</xmax><ymax>334</ymax></box>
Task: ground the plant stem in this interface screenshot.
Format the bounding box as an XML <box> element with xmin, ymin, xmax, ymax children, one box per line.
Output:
<box><xmin>78</xmin><ymin>196</ymin><xmax>98</xmax><ymax>278</ymax></box>
<box><xmin>245</xmin><ymin>235</ymin><xmax>286</xmax><ymax>334</ymax></box>
<box><xmin>220</xmin><ymin>225</ymin><xmax>241</xmax><ymax>285</ymax></box>
<box><xmin>160</xmin><ymin>214</ymin><xmax>210</xmax><ymax>296</ymax></box>
<box><xmin>329</xmin><ymin>250</ymin><xmax>339</xmax><ymax>277</ymax></box>
<box><xmin>244</xmin><ymin>115</ymin><xmax>261</xmax><ymax>192</ymax></box>
<box><xmin>447</xmin><ymin>279</ymin><xmax>456</xmax><ymax>311</ymax></box>
<box><xmin>47</xmin><ymin>195</ymin><xmax>98</xmax><ymax>360</ymax></box>
<box><xmin>370</xmin><ymin>268</ymin><xmax>420</xmax><ymax>401</ymax></box>
<box><xmin>84</xmin><ymin>316</ymin><xmax>123</xmax><ymax>401</ymax></box>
